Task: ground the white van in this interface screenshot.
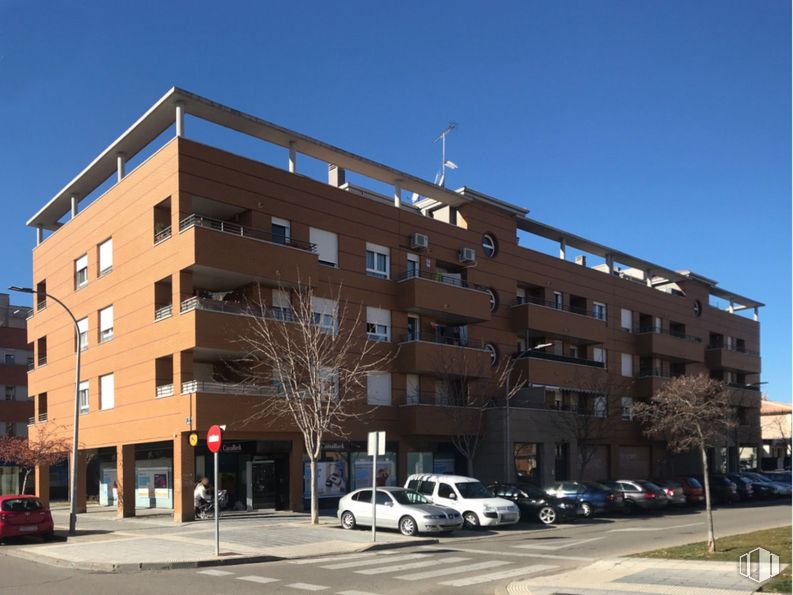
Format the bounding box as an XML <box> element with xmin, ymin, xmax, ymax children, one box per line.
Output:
<box><xmin>405</xmin><ymin>473</ymin><xmax>519</xmax><ymax>528</ymax></box>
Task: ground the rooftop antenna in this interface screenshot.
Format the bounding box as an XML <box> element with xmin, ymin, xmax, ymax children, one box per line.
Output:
<box><xmin>433</xmin><ymin>122</ymin><xmax>458</xmax><ymax>187</ymax></box>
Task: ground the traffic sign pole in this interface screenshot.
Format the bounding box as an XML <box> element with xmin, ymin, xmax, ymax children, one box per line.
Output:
<box><xmin>367</xmin><ymin>431</ymin><xmax>385</xmax><ymax>543</ymax></box>
<box><xmin>206</xmin><ymin>425</ymin><xmax>224</xmax><ymax>557</ymax></box>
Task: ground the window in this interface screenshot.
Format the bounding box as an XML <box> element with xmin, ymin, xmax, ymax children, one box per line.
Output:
<box><xmin>100</xmin><ymin>374</ymin><xmax>115</xmax><ymax>410</ymax></box>
<box><xmin>320</xmin><ymin>367</ymin><xmax>339</xmax><ymax>399</ymax></box>
<box><xmin>4</xmin><ymin>386</ymin><xmax>13</xmax><ymax>401</ymax></box>
<box><xmin>406</xmin><ymin>253</ymin><xmax>419</xmax><ymax>278</ymax></box>
<box><xmin>75</xmin><ymin>255</ymin><xmax>88</xmax><ymax>289</ymax></box>
<box><xmin>407</xmin><ymin>315</ymin><xmax>420</xmax><ymax>341</ymax></box>
<box><xmin>406</xmin><ymin>374</ymin><xmax>420</xmax><ymax>405</ymax></box>
<box><xmin>99</xmin><ymin>306</ymin><xmax>114</xmax><ymax>342</ymax></box>
<box><xmin>553</xmin><ymin>291</ymin><xmax>563</xmax><ymax>310</ymax></box>
<box><xmin>353</xmin><ymin>490</ymin><xmax>371</xmax><ymax>503</ymax></box>
<box><xmin>311</xmin><ymin>297</ymin><xmax>337</xmax><ymax>334</ymax></box>
<box><xmin>484</xmin><ymin>343</ymin><xmax>498</xmax><ymax>367</ymax></box>
<box><xmin>438</xmin><ymin>483</ymin><xmax>455</xmax><ymax>499</ymax></box>
<box><xmin>415</xmin><ymin>480</ymin><xmax>436</xmax><ymax>496</ymax></box>
<box><xmin>271</xmin><ymin>217</ymin><xmax>290</xmax><ymax>245</ymax></box>
<box><xmin>366</xmin><ymin>307</ymin><xmax>391</xmax><ymax>342</ymax></box>
<box><xmin>4</xmin><ymin>353</ymin><xmax>14</xmax><ymax>365</ymax></box>
<box><xmin>310</xmin><ymin>227</ymin><xmax>338</xmax><ymax>267</ymax></box>
<box><xmin>367</xmin><ymin>372</ymin><xmax>392</xmax><ymax>406</ymax></box>
<box><xmin>514</xmin><ymin>443</ymin><xmax>541</xmax><ymax>484</ymax></box>
<box><xmin>272</xmin><ymin>289</ymin><xmax>291</xmax><ymax>320</ymax></box>
<box><xmin>365</xmin><ymin>242</ymin><xmax>389</xmax><ymax>279</ymax></box>
<box><xmin>485</xmin><ymin>288</ymin><xmax>498</xmax><ymax>312</ymax></box>
<box><xmin>592</xmin><ymin>302</ymin><xmax>606</xmax><ymax>321</ymax></box>
<box><xmin>374</xmin><ymin>491</ymin><xmax>392</xmax><ymax>506</ymax></box>
<box><xmin>620</xmin><ymin>308</ymin><xmax>632</xmax><ymax>331</ymax></box>
<box><xmin>592</xmin><ymin>347</ymin><xmax>606</xmax><ymax>366</ymax></box>
<box><xmin>593</xmin><ymin>396</ymin><xmax>607</xmax><ymax>418</ymax></box>
<box><xmin>621</xmin><ymin>397</ymin><xmax>634</xmax><ymax>421</ymax></box>
<box><xmin>98</xmin><ymin>238</ymin><xmax>113</xmax><ymax>275</ymax></box>
<box><xmin>621</xmin><ymin>353</ymin><xmax>633</xmax><ymax>377</ymax></box>
<box><xmin>78</xmin><ymin>381</ymin><xmax>89</xmax><ymax>413</ymax></box>
<box><xmin>77</xmin><ymin>318</ymin><xmax>88</xmax><ymax>351</ymax></box>
<box><xmin>515</xmin><ymin>287</ymin><xmax>526</xmax><ymax>304</ymax></box>
<box><xmin>482</xmin><ymin>233</ymin><xmax>497</xmax><ymax>258</ymax></box>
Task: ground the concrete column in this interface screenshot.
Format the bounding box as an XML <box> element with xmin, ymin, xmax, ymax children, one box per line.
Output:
<box><xmin>116</xmin><ymin>153</ymin><xmax>126</xmax><ymax>182</ymax></box>
<box><xmin>175</xmin><ymin>101</ymin><xmax>185</xmax><ymax>138</ymax></box>
<box><xmin>605</xmin><ymin>253</ymin><xmax>614</xmax><ymax>274</ymax></box>
<box><xmin>70</xmin><ymin>451</ymin><xmax>88</xmax><ymax>513</ymax></box>
<box><xmin>289</xmin><ymin>437</ymin><xmax>304</xmax><ymax>512</ymax></box>
<box><xmin>70</xmin><ymin>194</ymin><xmax>79</xmax><ymax>219</ymax></box>
<box><xmin>288</xmin><ymin>142</ymin><xmax>297</xmax><ymax>173</ymax></box>
<box><xmin>559</xmin><ymin>238</ymin><xmax>566</xmax><ymax>260</ymax></box>
<box><xmin>728</xmin><ymin>301</ymin><xmax>735</xmax><ymax>314</ymax></box>
<box><xmin>753</xmin><ymin>307</ymin><xmax>759</xmax><ymax>322</ymax></box>
<box><xmin>36</xmin><ymin>225</ymin><xmax>43</xmax><ymax>246</ymax></box>
<box><xmin>34</xmin><ymin>463</ymin><xmax>50</xmax><ymax>507</ymax></box>
<box><xmin>393</xmin><ymin>182</ymin><xmax>402</xmax><ymax>208</ymax></box>
<box><xmin>173</xmin><ymin>433</ymin><xmax>195</xmax><ymax>522</ymax></box>
<box><xmin>328</xmin><ymin>164</ymin><xmax>345</xmax><ymax>187</ymax></box>
<box><xmin>645</xmin><ymin>270</ymin><xmax>653</xmax><ymax>287</ymax></box>
<box><xmin>116</xmin><ymin>444</ymin><xmax>136</xmax><ymax>518</ymax></box>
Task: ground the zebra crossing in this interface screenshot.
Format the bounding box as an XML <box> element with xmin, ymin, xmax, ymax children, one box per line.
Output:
<box><xmin>196</xmin><ymin>549</ymin><xmax>558</xmax><ymax>592</ymax></box>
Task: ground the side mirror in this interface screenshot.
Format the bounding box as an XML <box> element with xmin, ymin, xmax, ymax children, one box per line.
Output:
<box><xmin>448</xmin><ymin>493</ymin><xmax>456</xmax><ymax>500</ymax></box>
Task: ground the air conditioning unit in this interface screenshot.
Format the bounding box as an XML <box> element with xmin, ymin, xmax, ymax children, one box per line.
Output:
<box><xmin>410</xmin><ymin>232</ymin><xmax>429</xmax><ymax>250</ymax></box>
<box><xmin>459</xmin><ymin>247</ymin><xmax>476</xmax><ymax>264</ymax></box>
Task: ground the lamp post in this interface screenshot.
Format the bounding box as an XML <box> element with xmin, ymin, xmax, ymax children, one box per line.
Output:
<box><xmin>10</xmin><ymin>286</ymin><xmax>81</xmax><ymax>535</ymax></box>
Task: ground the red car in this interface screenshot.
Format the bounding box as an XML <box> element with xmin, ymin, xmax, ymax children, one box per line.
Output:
<box><xmin>673</xmin><ymin>476</ymin><xmax>705</xmax><ymax>505</ymax></box>
<box><xmin>0</xmin><ymin>495</ymin><xmax>54</xmax><ymax>541</ymax></box>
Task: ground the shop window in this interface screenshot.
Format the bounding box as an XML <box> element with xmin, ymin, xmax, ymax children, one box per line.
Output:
<box><xmin>514</xmin><ymin>443</ymin><xmax>541</xmax><ymax>484</ymax></box>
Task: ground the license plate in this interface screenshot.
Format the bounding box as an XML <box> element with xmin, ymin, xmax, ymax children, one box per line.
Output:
<box><xmin>19</xmin><ymin>525</ymin><xmax>38</xmax><ymax>532</ymax></box>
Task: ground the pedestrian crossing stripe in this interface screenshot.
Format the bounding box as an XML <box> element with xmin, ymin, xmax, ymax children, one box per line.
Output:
<box><xmin>237</xmin><ymin>576</ymin><xmax>280</xmax><ymax>584</ymax></box>
<box><xmin>396</xmin><ymin>559</ymin><xmax>511</xmax><ymax>581</ymax></box>
<box><xmin>438</xmin><ymin>564</ymin><xmax>557</xmax><ymax>587</ymax></box>
<box><xmin>321</xmin><ymin>553</ymin><xmax>428</xmax><ymax>570</ymax></box>
<box><xmin>356</xmin><ymin>556</ymin><xmax>470</xmax><ymax>575</ymax></box>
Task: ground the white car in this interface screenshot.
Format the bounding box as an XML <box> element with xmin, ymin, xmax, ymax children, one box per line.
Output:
<box><xmin>337</xmin><ymin>486</ymin><xmax>463</xmax><ymax>536</ymax></box>
<box><xmin>405</xmin><ymin>473</ymin><xmax>520</xmax><ymax>529</ymax></box>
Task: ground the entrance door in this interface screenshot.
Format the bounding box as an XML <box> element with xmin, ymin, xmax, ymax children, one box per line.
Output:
<box><xmin>246</xmin><ymin>460</ymin><xmax>276</xmax><ymax>510</ymax></box>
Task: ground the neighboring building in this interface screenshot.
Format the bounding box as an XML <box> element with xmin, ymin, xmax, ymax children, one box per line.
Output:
<box><xmin>24</xmin><ymin>89</ymin><xmax>764</xmax><ymax>521</ymax></box>
<box><xmin>0</xmin><ymin>293</ymin><xmax>33</xmax><ymax>493</ymax></box>
<box><xmin>760</xmin><ymin>398</ymin><xmax>791</xmax><ymax>470</ymax></box>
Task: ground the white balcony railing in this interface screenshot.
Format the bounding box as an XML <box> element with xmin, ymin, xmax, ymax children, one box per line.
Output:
<box><xmin>155</xmin><ymin>384</ymin><xmax>174</xmax><ymax>398</ymax></box>
<box><xmin>180</xmin><ymin>380</ymin><xmax>279</xmax><ymax>397</ymax></box>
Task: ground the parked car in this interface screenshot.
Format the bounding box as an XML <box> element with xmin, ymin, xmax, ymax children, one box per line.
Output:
<box><xmin>740</xmin><ymin>472</ymin><xmax>792</xmax><ymax>498</ymax></box>
<box><xmin>337</xmin><ymin>487</ymin><xmax>463</xmax><ymax>536</ymax></box>
<box><xmin>405</xmin><ymin>474</ymin><xmax>520</xmax><ymax>529</ymax></box>
<box><xmin>600</xmin><ymin>480</ymin><xmax>669</xmax><ymax>513</ymax></box>
<box><xmin>693</xmin><ymin>474</ymin><xmax>739</xmax><ymax>504</ymax></box>
<box><xmin>651</xmin><ymin>479</ymin><xmax>687</xmax><ymax>506</ymax></box>
<box><xmin>0</xmin><ymin>495</ymin><xmax>54</xmax><ymax>542</ymax></box>
<box><xmin>724</xmin><ymin>473</ymin><xmax>755</xmax><ymax>501</ymax></box>
<box><xmin>489</xmin><ymin>483</ymin><xmax>576</xmax><ymax>525</ymax></box>
<box><xmin>544</xmin><ymin>481</ymin><xmax>624</xmax><ymax>518</ymax></box>
<box><xmin>673</xmin><ymin>476</ymin><xmax>705</xmax><ymax>505</ymax></box>
<box><xmin>762</xmin><ymin>471</ymin><xmax>792</xmax><ymax>485</ymax></box>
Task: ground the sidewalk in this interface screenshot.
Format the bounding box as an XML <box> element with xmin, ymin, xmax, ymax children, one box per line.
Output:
<box><xmin>2</xmin><ymin>505</ymin><xmax>434</xmax><ymax>572</ymax></box>
<box><xmin>505</xmin><ymin>557</ymin><xmax>784</xmax><ymax>595</ymax></box>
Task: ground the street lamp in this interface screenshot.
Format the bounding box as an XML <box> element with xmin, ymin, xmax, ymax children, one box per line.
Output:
<box><xmin>505</xmin><ymin>341</ymin><xmax>552</xmax><ymax>482</ymax></box>
<box><xmin>10</xmin><ymin>286</ymin><xmax>82</xmax><ymax>535</ymax></box>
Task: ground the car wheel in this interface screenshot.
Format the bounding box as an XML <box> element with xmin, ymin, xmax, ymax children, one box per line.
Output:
<box><xmin>537</xmin><ymin>506</ymin><xmax>557</xmax><ymax>525</ymax></box>
<box><xmin>463</xmin><ymin>511</ymin><xmax>480</xmax><ymax>529</ymax></box>
<box><xmin>579</xmin><ymin>502</ymin><xmax>593</xmax><ymax>518</ymax></box>
<box><xmin>624</xmin><ymin>500</ymin><xmax>637</xmax><ymax>514</ymax></box>
<box><xmin>399</xmin><ymin>515</ymin><xmax>418</xmax><ymax>536</ymax></box>
<box><xmin>340</xmin><ymin>511</ymin><xmax>357</xmax><ymax>530</ymax></box>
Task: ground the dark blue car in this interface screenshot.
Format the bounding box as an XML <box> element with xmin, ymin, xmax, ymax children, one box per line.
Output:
<box><xmin>544</xmin><ymin>481</ymin><xmax>624</xmax><ymax>518</ymax></box>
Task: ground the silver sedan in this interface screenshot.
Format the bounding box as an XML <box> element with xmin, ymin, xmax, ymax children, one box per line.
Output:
<box><xmin>337</xmin><ymin>486</ymin><xmax>463</xmax><ymax>536</ymax></box>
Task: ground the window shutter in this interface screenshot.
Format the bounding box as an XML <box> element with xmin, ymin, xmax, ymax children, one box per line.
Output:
<box><xmin>620</xmin><ymin>308</ymin><xmax>632</xmax><ymax>331</ymax></box>
<box><xmin>272</xmin><ymin>289</ymin><xmax>290</xmax><ymax>309</ymax></box>
<box><xmin>366</xmin><ymin>372</ymin><xmax>391</xmax><ymax>405</ymax></box>
<box><xmin>366</xmin><ymin>307</ymin><xmax>390</xmax><ymax>327</ymax></box>
<box><xmin>98</xmin><ymin>239</ymin><xmax>113</xmax><ymax>273</ymax></box>
<box><xmin>99</xmin><ymin>306</ymin><xmax>114</xmax><ymax>332</ymax></box>
<box><xmin>100</xmin><ymin>374</ymin><xmax>115</xmax><ymax>410</ymax></box>
<box><xmin>75</xmin><ymin>255</ymin><xmax>88</xmax><ymax>271</ymax></box>
<box><xmin>77</xmin><ymin>318</ymin><xmax>88</xmax><ymax>334</ymax></box>
<box><xmin>310</xmin><ymin>227</ymin><xmax>338</xmax><ymax>266</ymax></box>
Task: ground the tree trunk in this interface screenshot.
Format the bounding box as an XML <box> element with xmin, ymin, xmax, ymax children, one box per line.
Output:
<box><xmin>700</xmin><ymin>445</ymin><xmax>716</xmax><ymax>554</ymax></box>
<box><xmin>309</xmin><ymin>457</ymin><xmax>319</xmax><ymax>525</ymax></box>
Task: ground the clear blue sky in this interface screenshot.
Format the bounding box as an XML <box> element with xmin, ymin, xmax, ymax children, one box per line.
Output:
<box><xmin>1</xmin><ymin>1</ymin><xmax>790</xmax><ymax>400</ymax></box>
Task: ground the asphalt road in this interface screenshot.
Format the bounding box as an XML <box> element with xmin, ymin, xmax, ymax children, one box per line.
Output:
<box><xmin>0</xmin><ymin>501</ymin><xmax>789</xmax><ymax>595</ymax></box>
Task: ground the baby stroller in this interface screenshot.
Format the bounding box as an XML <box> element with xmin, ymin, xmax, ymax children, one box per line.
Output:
<box><xmin>196</xmin><ymin>489</ymin><xmax>228</xmax><ymax>520</ymax></box>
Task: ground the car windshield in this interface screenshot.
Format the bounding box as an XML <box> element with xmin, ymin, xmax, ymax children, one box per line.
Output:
<box><xmin>1</xmin><ymin>498</ymin><xmax>43</xmax><ymax>512</ymax></box>
<box><xmin>455</xmin><ymin>481</ymin><xmax>492</xmax><ymax>499</ymax></box>
<box><xmin>686</xmin><ymin>477</ymin><xmax>702</xmax><ymax>488</ymax></box>
<box><xmin>390</xmin><ymin>489</ymin><xmax>430</xmax><ymax>505</ymax></box>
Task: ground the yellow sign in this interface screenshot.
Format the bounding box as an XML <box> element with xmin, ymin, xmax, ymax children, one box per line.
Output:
<box><xmin>188</xmin><ymin>433</ymin><xmax>198</xmax><ymax>447</ymax></box>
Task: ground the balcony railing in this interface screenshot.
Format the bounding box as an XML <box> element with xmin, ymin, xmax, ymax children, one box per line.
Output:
<box><xmin>36</xmin><ymin>299</ymin><xmax>47</xmax><ymax>312</ymax></box>
<box><xmin>637</xmin><ymin>326</ymin><xmax>702</xmax><ymax>343</ymax></box>
<box><xmin>180</xmin><ymin>296</ymin><xmax>297</xmax><ymax>322</ymax></box>
<box><xmin>398</xmin><ymin>269</ymin><xmax>483</xmax><ymax>291</ymax></box>
<box><xmin>154</xmin><ymin>304</ymin><xmax>173</xmax><ymax>321</ymax></box>
<box><xmin>155</xmin><ymin>384</ymin><xmax>174</xmax><ymax>398</ymax></box>
<box><xmin>513</xmin><ymin>349</ymin><xmax>605</xmax><ymax>368</ymax></box>
<box><xmin>27</xmin><ymin>360</ymin><xmax>35</xmax><ymax>371</ymax></box>
<box><xmin>26</xmin><ymin>309</ymin><xmax>35</xmax><ymax>320</ymax></box>
<box><xmin>728</xmin><ymin>382</ymin><xmax>761</xmax><ymax>392</ymax></box>
<box><xmin>179</xmin><ymin>214</ymin><xmax>317</xmax><ymax>253</ymax></box>
<box><xmin>512</xmin><ymin>297</ymin><xmax>603</xmax><ymax>320</ymax></box>
<box><xmin>27</xmin><ymin>412</ymin><xmax>47</xmax><ymax>426</ymax></box>
<box><xmin>707</xmin><ymin>343</ymin><xmax>760</xmax><ymax>357</ymax></box>
<box><xmin>37</xmin><ymin>355</ymin><xmax>47</xmax><ymax>367</ymax></box>
<box><xmin>399</xmin><ymin>333</ymin><xmax>483</xmax><ymax>349</ymax></box>
<box><xmin>639</xmin><ymin>368</ymin><xmax>670</xmax><ymax>378</ymax></box>
<box><xmin>181</xmin><ymin>380</ymin><xmax>279</xmax><ymax>397</ymax></box>
<box><xmin>154</xmin><ymin>225</ymin><xmax>172</xmax><ymax>244</ymax></box>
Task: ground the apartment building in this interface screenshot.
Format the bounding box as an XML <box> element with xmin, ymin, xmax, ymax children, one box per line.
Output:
<box><xmin>0</xmin><ymin>294</ymin><xmax>33</xmax><ymax>493</ymax></box>
<box><xmin>24</xmin><ymin>89</ymin><xmax>763</xmax><ymax>520</ymax></box>
<box><xmin>760</xmin><ymin>399</ymin><xmax>791</xmax><ymax>470</ymax></box>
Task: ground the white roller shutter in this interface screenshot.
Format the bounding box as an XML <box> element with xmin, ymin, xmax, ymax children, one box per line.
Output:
<box><xmin>367</xmin><ymin>372</ymin><xmax>392</xmax><ymax>406</ymax></box>
<box><xmin>310</xmin><ymin>227</ymin><xmax>338</xmax><ymax>266</ymax></box>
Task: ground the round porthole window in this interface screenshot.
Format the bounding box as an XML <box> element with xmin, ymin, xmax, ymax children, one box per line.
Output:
<box><xmin>484</xmin><ymin>343</ymin><xmax>498</xmax><ymax>367</ymax></box>
<box><xmin>485</xmin><ymin>287</ymin><xmax>498</xmax><ymax>312</ymax></box>
<box><xmin>482</xmin><ymin>233</ymin><xmax>498</xmax><ymax>258</ymax></box>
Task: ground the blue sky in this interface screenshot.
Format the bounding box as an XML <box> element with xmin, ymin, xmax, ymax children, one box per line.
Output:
<box><xmin>1</xmin><ymin>1</ymin><xmax>789</xmax><ymax>399</ymax></box>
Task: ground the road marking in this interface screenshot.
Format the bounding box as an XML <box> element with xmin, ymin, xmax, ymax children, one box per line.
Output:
<box><xmin>237</xmin><ymin>576</ymin><xmax>280</xmax><ymax>584</ymax></box>
<box><xmin>291</xmin><ymin>553</ymin><xmax>378</xmax><ymax>565</ymax></box>
<box><xmin>513</xmin><ymin>536</ymin><xmax>603</xmax><ymax>550</ymax></box>
<box><xmin>286</xmin><ymin>583</ymin><xmax>329</xmax><ymax>591</ymax></box>
<box><xmin>197</xmin><ymin>569</ymin><xmax>234</xmax><ymax>576</ymax></box>
<box><xmin>424</xmin><ymin>546</ymin><xmax>595</xmax><ymax>561</ymax></box>
<box><xmin>337</xmin><ymin>591</ymin><xmax>381</xmax><ymax>595</ymax></box>
<box><xmin>439</xmin><ymin>564</ymin><xmax>558</xmax><ymax>587</ymax></box>
<box><xmin>607</xmin><ymin>522</ymin><xmax>703</xmax><ymax>533</ymax></box>
<box><xmin>321</xmin><ymin>553</ymin><xmax>427</xmax><ymax>570</ymax></box>
<box><xmin>356</xmin><ymin>556</ymin><xmax>470</xmax><ymax>575</ymax></box>
<box><xmin>397</xmin><ymin>560</ymin><xmax>511</xmax><ymax>581</ymax></box>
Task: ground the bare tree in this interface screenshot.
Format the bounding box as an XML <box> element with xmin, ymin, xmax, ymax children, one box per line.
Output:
<box><xmin>633</xmin><ymin>374</ymin><xmax>734</xmax><ymax>554</ymax></box>
<box><xmin>0</xmin><ymin>424</ymin><xmax>71</xmax><ymax>494</ymax></box>
<box><xmin>238</xmin><ymin>282</ymin><xmax>394</xmax><ymax>524</ymax></box>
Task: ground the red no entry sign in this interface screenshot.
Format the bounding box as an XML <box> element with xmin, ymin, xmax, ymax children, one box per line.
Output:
<box><xmin>206</xmin><ymin>425</ymin><xmax>223</xmax><ymax>453</ymax></box>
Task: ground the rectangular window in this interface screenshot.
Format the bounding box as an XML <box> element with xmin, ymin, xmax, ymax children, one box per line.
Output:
<box><xmin>98</xmin><ymin>238</ymin><xmax>113</xmax><ymax>275</ymax></box>
<box><xmin>592</xmin><ymin>302</ymin><xmax>606</xmax><ymax>321</ymax></box>
<box><xmin>4</xmin><ymin>386</ymin><xmax>14</xmax><ymax>401</ymax></box>
<box><xmin>406</xmin><ymin>374</ymin><xmax>420</xmax><ymax>405</ymax></box>
<box><xmin>78</xmin><ymin>381</ymin><xmax>89</xmax><ymax>413</ymax></box>
<box><xmin>310</xmin><ymin>227</ymin><xmax>338</xmax><ymax>267</ymax></box>
<box><xmin>272</xmin><ymin>289</ymin><xmax>291</xmax><ymax>320</ymax></box>
<box><xmin>621</xmin><ymin>353</ymin><xmax>633</xmax><ymax>377</ymax></box>
<box><xmin>593</xmin><ymin>347</ymin><xmax>606</xmax><ymax>366</ymax></box>
<box><xmin>311</xmin><ymin>297</ymin><xmax>337</xmax><ymax>334</ymax></box>
<box><xmin>553</xmin><ymin>291</ymin><xmax>563</xmax><ymax>310</ymax></box>
<box><xmin>77</xmin><ymin>318</ymin><xmax>88</xmax><ymax>351</ymax></box>
<box><xmin>514</xmin><ymin>443</ymin><xmax>542</xmax><ymax>484</ymax></box>
<box><xmin>366</xmin><ymin>307</ymin><xmax>391</xmax><ymax>342</ymax></box>
<box><xmin>407</xmin><ymin>315</ymin><xmax>420</xmax><ymax>341</ymax></box>
<box><xmin>320</xmin><ymin>367</ymin><xmax>339</xmax><ymax>399</ymax></box>
<box><xmin>365</xmin><ymin>242</ymin><xmax>389</xmax><ymax>279</ymax></box>
<box><xmin>515</xmin><ymin>287</ymin><xmax>526</xmax><ymax>304</ymax></box>
<box><xmin>100</xmin><ymin>374</ymin><xmax>115</xmax><ymax>410</ymax></box>
<box><xmin>621</xmin><ymin>397</ymin><xmax>634</xmax><ymax>421</ymax></box>
<box><xmin>366</xmin><ymin>372</ymin><xmax>391</xmax><ymax>406</ymax></box>
<box><xmin>4</xmin><ymin>353</ymin><xmax>14</xmax><ymax>365</ymax></box>
<box><xmin>271</xmin><ymin>217</ymin><xmax>290</xmax><ymax>245</ymax></box>
<box><xmin>75</xmin><ymin>255</ymin><xmax>88</xmax><ymax>289</ymax></box>
<box><xmin>620</xmin><ymin>308</ymin><xmax>632</xmax><ymax>331</ymax></box>
<box><xmin>593</xmin><ymin>396</ymin><xmax>607</xmax><ymax>418</ymax></box>
<box><xmin>99</xmin><ymin>306</ymin><xmax>114</xmax><ymax>342</ymax></box>
<box><xmin>406</xmin><ymin>253</ymin><xmax>419</xmax><ymax>278</ymax></box>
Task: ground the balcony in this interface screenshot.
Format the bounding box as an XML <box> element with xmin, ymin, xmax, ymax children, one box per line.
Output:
<box><xmin>510</xmin><ymin>350</ymin><xmax>608</xmax><ymax>388</ymax></box>
<box><xmin>511</xmin><ymin>298</ymin><xmax>607</xmax><ymax>343</ymax></box>
<box><xmin>181</xmin><ymin>380</ymin><xmax>279</xmax><ymax>397</ymax></box>
<box><xmin>395</xmin><ymin>337</ymin><xmax>492</xmax><ymax>378</ymax></box>
<box><xmin>399</xmin><ymin>395</ymin><xmax>484</xmax><ymax>436</ymax></box>
<box><xmin>395</xmin><ymin>271</ymin><xmax>491</xmax><ymax>324</ymax></box>
<box><xmin>180</xmin><ymin>214</ymin><xmax>319</xmax><ymax>286</ymax></box>
<box><xmin>636</xmin><ymin>368</ymin><xmax>671</xmax><ymax>398</ymax></box>
<box><xmin>705</xmin><ymin>345</ymin><xmax>761</xmax><ymax>374</ymax></box>
<box><xmin>154</xmin><ymin>304</ymin><xmax>173</xmax><ymax>321</ymax></box>
<box><xmin>727</xmin><ymin>383</ymin><xmax>762</xmax><ymax>406</ymax></box>
<box><xmin>635</xmin><ymin>328</ymin><xmax>705</xmax><ymax>362</ymax></box>
<box><xmin>155</xmin><ymin>384</ymin><xmax>175</xmax><ymax>398</ymax></box>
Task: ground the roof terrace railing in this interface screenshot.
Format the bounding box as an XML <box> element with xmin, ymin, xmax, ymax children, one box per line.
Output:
<box><xmin>513</xmin><ymin>349</ymin><xmax>605</xmax><ymax>368</ymax></box>
<box><xmin>636</xmin><ymin>326</ymin><xmax>702</xmax><ymax>343</ymax></box>
<box><xmin>179</xmin><ymin>214</ymin><xmax>317</xmax><ymax>253</ymax></box>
